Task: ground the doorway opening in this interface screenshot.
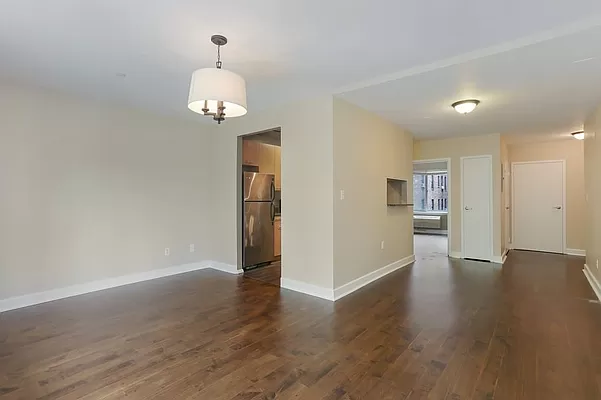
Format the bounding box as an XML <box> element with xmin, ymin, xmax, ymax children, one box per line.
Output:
<box><xmin>236</xmin><ymin>128</ymin><xmax>282</xmax><ymax>287</ymax></box>
<box><xmin>413</xmin><ymin>159</ymin><xmax>450</xmax><ymax>259</ymax></box>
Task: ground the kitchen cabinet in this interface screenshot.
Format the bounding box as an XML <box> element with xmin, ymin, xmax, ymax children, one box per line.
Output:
<box><xmin>258</xmin><ymin>143</ymin><xmax>275</xmax><ymax>174</ymax></box>
<box><xmin>242</xmin><ymin>140</ymin><xmax>259</xmax><ymax>166</ymax></box>
<box><xmin>274</xmin><ymin>145</ymin><xmax>281</xmax><ymax>190</ymax></box>
<box><xmin>274</xmin><ymin>218</ymin><xmax>281</xmax><ymax>257</ymax></box>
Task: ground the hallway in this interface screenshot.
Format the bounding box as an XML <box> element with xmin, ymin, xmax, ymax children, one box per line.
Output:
<box><xmin>414</xmin><ymin>233</ymin><xmax>448</xmax><ymax>259</ymax></box>
<box><xmin>0</xmin><ymin>251</ymin><xmax>598</xmax><ymax>399</ymax></box>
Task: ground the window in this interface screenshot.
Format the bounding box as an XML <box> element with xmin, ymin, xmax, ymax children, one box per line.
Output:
<box><xmin>413</xmin><ymin>172</ymin><xmax>449</xmax><ymax>212</ymax></box>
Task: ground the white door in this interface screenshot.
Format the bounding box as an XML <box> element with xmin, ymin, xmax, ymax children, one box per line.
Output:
<box><xmin>462</xmin><ymin>156</ymin><xmax>492</xmax><ymax>261</ymax></box>
<box><xmin>512</xmin><ymin>161</ymin><xmax>564</xmax><ymax>253</ymax></box>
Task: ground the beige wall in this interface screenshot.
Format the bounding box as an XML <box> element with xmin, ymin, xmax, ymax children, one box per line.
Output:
<box><xmin>414</xmin><ymin>134</ymin><xmax>502</xmax><ymax>258</ymax></box>
<box><xmin>500</xmin><ymin>136</ymin><xmax>510</xmax><ymax>254</ymax></box>
<box><xmin>584</xmin><ymin>106</ymin><xmax>601</xmax><ymax>281</ymax></box>
<box><xmin>332</xmin><ymin>99</ymin><xmax>413</xmax><ymax>288</ymax></box>
<box><xmin>208</xmin><ymin>96</ymin><xmax>335</xmax><ymax>289</ymax></box>
<box><xmin>0</xmin><ymin>82</ymin><xmax>213</xmax><ymax>299</ymax></box>
<box><xmin>507</xmin><ymin>139</ymin><xmax>586</xmax><ymax>251</ymax></box>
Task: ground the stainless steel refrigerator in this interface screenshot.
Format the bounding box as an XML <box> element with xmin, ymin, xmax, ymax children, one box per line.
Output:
<box><xmin>243</xmin><ymin>172</ymin><xmax>276</xmax><ymax>269</ymax></box>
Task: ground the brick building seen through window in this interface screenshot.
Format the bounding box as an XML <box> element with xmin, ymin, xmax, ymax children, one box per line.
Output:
<box><xmin>413</xmin><ymin>172</ymin><xmax>448</xmax><ymax>212</ymax></box>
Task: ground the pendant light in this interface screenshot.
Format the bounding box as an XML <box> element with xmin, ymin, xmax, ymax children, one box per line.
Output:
<box><xmin>188</xmin><ymin>35</ymin><xmax>247</xmax><ymax>124</ymax></box>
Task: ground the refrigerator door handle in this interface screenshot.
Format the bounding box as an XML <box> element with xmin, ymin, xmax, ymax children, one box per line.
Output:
<box><xmin>270</xmin><ymin>180</ymin><xmax>276</xmax><ymax>202</ymax></box>
<box><xmin>270</xmin><ymin>203</ymin><xmax>276</xmax><ymax>224</ymax></box>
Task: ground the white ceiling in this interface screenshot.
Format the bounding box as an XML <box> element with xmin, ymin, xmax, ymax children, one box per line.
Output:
<box><xmin>2</xmin><ymin>1</ymin><xmax>601</xmax><ymax>139</ymax></box>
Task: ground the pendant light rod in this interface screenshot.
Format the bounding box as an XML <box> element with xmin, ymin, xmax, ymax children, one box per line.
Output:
<box><xmin>211</xmin><ymin>35</ymin><xmax>227</xmax><ymax>69</ymax></box>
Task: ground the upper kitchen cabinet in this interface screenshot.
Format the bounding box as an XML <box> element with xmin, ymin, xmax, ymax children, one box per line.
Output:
<box><xmin>258</xmin><ymin>143</ymin><xmax>275</xmax><ymax>174</ymax></box>
<box><xmin>274</xmin><ymin>146</ymin><xmax>281</xmax><ymax>190</ymax></box>
<box><xmin>242</xmin><ymin>139</ymin><xmax>259</xmax><ymax>166</ymax></box>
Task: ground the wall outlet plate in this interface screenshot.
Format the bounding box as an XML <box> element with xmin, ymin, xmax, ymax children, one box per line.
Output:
<box><xmin>189</xmin><ymin>244</ymin><xmax>195</xmax><ymax>253</ymax></box>
<box><xmin>381</xmin><ymin>241</ymin><xmax>385</xmax><ymax>250</ymax></box>
<box><xmin>164</xmin><ymin>247</ymin><xmax>170</xmax><ymax>256</ymax></box>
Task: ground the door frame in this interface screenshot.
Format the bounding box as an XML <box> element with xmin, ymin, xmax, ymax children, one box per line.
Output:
<box><xmin>511</xmin><ymin>160</ymin><xmax>566</xmax><ymax>254</ymax></box>
<box><xmin>460</xmin><ymin>155</ymin><xmax>494</xmax><ymax>261</ymax></box>
<box><xmin>412</xmin><ymin>158</ymin><xmax>452</xmax><ymax>257</ymax></box>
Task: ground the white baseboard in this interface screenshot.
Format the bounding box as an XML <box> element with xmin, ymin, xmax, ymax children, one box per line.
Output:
<box><xmin>207</xmin><ymin>261</ymin><xmax>242</xmax><ymax>274</ymax></box>
<box><xmin>280</xmin><ymin>278</ymin><xmax>334</xmax><ymax>301</ymax></box>
<box><xmin>500</xmin><ymin>249</ymin><xmax>509</xmax><ymax>264</ymax></box>
<box><xmin>583</xmin><ymin>264</ymin><xmax>601</xmax><ymax>302</ymax></box>
<box><xmin>449</xmin><ymin>251</ymin><xmax>462</xmax><ymax>259</ymax></box>
<box><xmin>333</xmin><ymin>255</ymin><xmax>415</xmax><ymax>301</ymax></box>
<box><xmin>566</xmin><ymin>248</ymin><xmax>587</xmax><ymax>257</ymax></box>
<box><xmin>0</xmin><ymin>262</ymin><xmax>209</xmax><ymax>313</ymax></box>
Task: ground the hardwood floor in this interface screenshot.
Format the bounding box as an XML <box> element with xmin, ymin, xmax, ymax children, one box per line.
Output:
<box><xmin>1</xmin><ymin>251</ymin><xmax>600</xmax><ymax>399</ymax></box>
<box><xmin>244</xmin><ymin>261</ymin><xmax>281</xmax><ymax>287</ymax></box>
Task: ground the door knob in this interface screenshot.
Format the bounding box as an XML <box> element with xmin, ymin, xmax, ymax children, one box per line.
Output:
<box><xmin>553</xmin><ymin>206</ymin><xmax>562</xmax><ymax>210</ymax></box>
<box><xmin>464</xmin><ymin>206</ymin><xmax>473</xmax><ymax>211</ymax></box>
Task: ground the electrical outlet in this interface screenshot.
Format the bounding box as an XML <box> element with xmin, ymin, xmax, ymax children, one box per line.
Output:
<box><xmin>189</xmin><ymin>244</ymin><xmax>195</xmax><ymax>253</ymax></box>
<box><xmin>164</xmin><ymin>247</ymin><xmax>170</xmax><ymax>256</ymax></box>
<box><xmin>340</xmin><ymin>190</ymin><xmax>345</xmax><ymax>200</ymax></box>
<box><xmin>381</xmin><ymin>241</ymin><xmax>385</xmax><ymax>250</ymax></box>
<box><xmin>597</xmin><ymin>259</ymin><xmax>599</xmax><ymax>270</ymax></box>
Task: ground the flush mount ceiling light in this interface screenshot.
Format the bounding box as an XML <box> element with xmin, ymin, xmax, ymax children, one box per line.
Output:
<box><xmin>571</xmin><ymin>130</ymin><xmax>585</xmax><ymax>140</ymax></box>
<box><xmin>452</xmin><ymin>99</ymin><xmax>480</xmax><ymax>114</ymax></box>
<box><xmin>188</xmin><ymin>35</ymin><xmax>247</xmax><ymax>124</ymax></box>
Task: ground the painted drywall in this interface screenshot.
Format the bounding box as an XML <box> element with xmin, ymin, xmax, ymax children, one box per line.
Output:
<box><xmin>413</xmin><ymin>134</ymin><xmax>502</xmax><ymax>258</ymax></box>
<box><xmin>500</xmin><ymin>136</ymin><xmax>510</xmax><ymax>254</ymax></box>
<box><xmin>507</xmin><ymin>139</ymin><xmax>586</xmax><ymax>251</ymax></box>
<box><xmin>207</xmin><ymin>96</ymin><xmax>335</xmax><ymax>290</ymax></box>
<box><xmin>413</xmin><ymin>161</ymin><xmax>447</xmax><ymax>172</ymax></box>
<box><xmin>332</xmin><ymin>99</ymin><xmax>414</xmax><ymax>288</ymax></box>
<box><xmin>584</xmin><ymin>106</ymin><xmax>601</xmax><ymax>281</ymax></box>
<box><xmin>0</xmin><ymin>82</ymin><xmax>212</xmax><ymax>299</ymax></box>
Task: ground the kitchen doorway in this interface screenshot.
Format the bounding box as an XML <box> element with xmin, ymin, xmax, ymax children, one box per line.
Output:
<box><xmin>237</xmin><ymin>128</ymin><xmax>282</xmax><ymax>287</ymax></box>
<box><xmin>413</xmin><ymin>159</ymin><xmax>451</xmax><ymax>259</ymax></box>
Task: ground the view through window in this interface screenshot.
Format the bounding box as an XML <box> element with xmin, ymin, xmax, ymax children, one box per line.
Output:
<box><xmin>413</xmin><ymin>172</ymin><xmax>448</xmax><ymax>212</ymax></box>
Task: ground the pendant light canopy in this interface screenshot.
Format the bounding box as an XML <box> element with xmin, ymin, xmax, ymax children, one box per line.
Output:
<box><xmin>188</xmin><ymin>35</ymin><xmax>247</xmax><ymax>124</ymax></box>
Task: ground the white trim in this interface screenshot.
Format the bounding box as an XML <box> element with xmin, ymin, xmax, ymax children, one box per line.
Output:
<box><xmin>449</xmin><ymin>251</ymin><xmax>462</xmax><ymax>259</ymax></box>
<box><xmin>491</xmin><ymin>249</ymin><xmax>508</xmax><ymax>264</ymax></box>
<box><xmin>0</xmin><ymin>262</ymin><xmax>209</xmax><ymax>313</ymax></box>
<box><xmin>333</xmin><ymin>255</ymin><xmax>415</xmax><ymax>301</ymax></box>
<box><xmin>566</xmin><ymin>249</ymin><xmax>586</xmax><ymax>257</ymax></box>
<box><xmin>413</xmin><ymin>158</ymin><xmax>452</xmax><ymax>257</ymax></box>
<box><xmin>207</xmin><ymin>261</ymin><xmax>243</xmax><ymax>274</ymax></box>
<box><xmin>280</xmin><ymin>278</ymin><xmax>334</xmax><ymax>301</ymax></box>
<box><xmin>460</xmin><ymin>155</ymin><xmax>494</xmax><ymax>262</ymax></box>
<box><xmin>583</xmin><ymin>264</ymin><xmax>601</xmax><ymax>302</ymax></box>
<box><xmin>511</xmin><ymin>160</ymin><xmax>567</xmax><ymax>254</ymax></box>
<box><xmin>280</xmin><ymin>255</ymin><xmax>416</xmax><ymax>302</ymax></box>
